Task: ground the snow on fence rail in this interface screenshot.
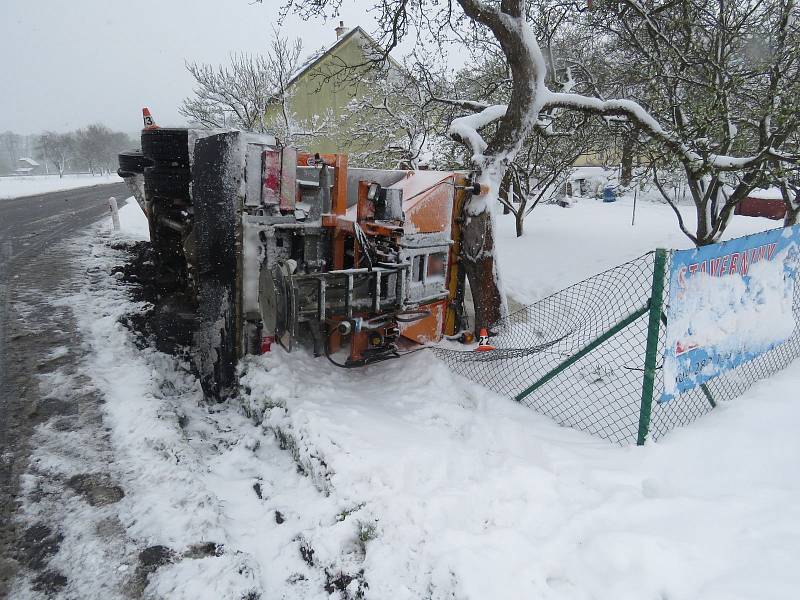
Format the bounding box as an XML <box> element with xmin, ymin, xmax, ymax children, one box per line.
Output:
<box><xmin>433</xmin><ymin>227</ymin><xmax>800</xmax><ymax>445</ymax></box>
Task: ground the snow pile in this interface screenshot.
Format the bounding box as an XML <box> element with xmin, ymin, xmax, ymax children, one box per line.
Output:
<box><xmin>0</xmin><ymin>173</ymin><xmax>122</xmax><ymax>199</ymax></box>
<box><xmin>59</xmin><ymin>210</ymin><xmax>375</xmax><ymax>598</ymax></box>
<box><xmin>748</xmin><ymin>187</ymin><xmax>784</xmax><ymax>200</ymax></box>
<box><xmin>116</xmin><ymin>200</ymin><xmax>150</xmax><ymax>239</ymax></box>
<box><xmin>239</xmin><ymin>347</ymin><xmax>800</xmax><ymax>599</ymax></box>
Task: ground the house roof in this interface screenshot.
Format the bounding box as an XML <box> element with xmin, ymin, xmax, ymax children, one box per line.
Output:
<box><xmin>748</xmin><ymin>187</ymin><xmax>784</xmax><ymax>200</ymax></box>
<box><xmin>19</xmin><ymin>157</ymin><xmax>39</xmax><ymax>166</ymax></box>
<box><xmin>286</xmin><ymin>25</ymin><xmax>402</xmax><ymax>89</ymax></box>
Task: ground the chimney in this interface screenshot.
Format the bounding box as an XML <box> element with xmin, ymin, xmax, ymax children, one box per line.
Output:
<box><xmin>335</xmin><ymin>21</ymin><xmax>349</xmax><ymax>39</ymax></box>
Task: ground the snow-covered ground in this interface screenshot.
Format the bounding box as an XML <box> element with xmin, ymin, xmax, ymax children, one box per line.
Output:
<box><xmin>116</xmin><ymin>200</ymin><xmax>150</xmax><ymax>239</ymax></box>
<box><xmin>0</xmin><ymin>173</ymin><xmax>122</xmax><ymax>199</ymax></box>
<box><xmin>26</xmin><ymin>199</ymin><xmax>797</xmax><ymax>599</ymax></box>
<box><xmin>240</xmin><ymin>347</ymin><xmax>800</xmax><ymax>600</ymax></box>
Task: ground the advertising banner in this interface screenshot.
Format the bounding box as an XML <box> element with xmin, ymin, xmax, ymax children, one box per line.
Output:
<box><xmin>661</xmin><ymin>225</ymin><xmax>800</xmax><ymax>403</ymax></box>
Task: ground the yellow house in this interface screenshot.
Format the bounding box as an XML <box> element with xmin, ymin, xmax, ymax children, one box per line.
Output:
<box><xmin>265</xmin><ymin>23</ymin><xmax>403</xmax><ymax>155</ymax></box>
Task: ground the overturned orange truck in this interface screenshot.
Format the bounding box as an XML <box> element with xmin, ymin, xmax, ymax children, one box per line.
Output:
<box><xmin>119</xmin><ymin>126</ymin><xmax>487</xmax><ymax>398</ymax></box>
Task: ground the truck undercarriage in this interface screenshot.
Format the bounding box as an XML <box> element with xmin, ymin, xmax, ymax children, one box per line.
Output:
<box><xmin>119</xmin><ymin>127</ymin><xmax>481</xmax><ymax>399</ymax></box>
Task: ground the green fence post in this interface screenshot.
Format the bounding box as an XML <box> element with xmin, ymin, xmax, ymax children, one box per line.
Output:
<box><xmin>699</xmin><ymin>383</ymin><xmax>717</xmax><ymax>408</ymax></box>
<box><xmin>637</xmin><ymin>249</ymin><xmax>668</xmax><ymax>446</ymax></box>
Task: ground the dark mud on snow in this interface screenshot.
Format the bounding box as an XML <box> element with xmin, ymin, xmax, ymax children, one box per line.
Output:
<box><xmin>111</xmin><ymin>241</ymin><xmax>196</xmax><ymax>358</ymax></box>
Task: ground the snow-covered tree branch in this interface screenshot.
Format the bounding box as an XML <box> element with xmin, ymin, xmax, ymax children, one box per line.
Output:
<box><xmin>279</xmin><ymin>0</ymin><xmax>800</xmax><ymax>326</ymax></box>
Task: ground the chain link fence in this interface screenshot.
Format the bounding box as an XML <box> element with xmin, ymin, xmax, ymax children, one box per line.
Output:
<box><xmin>433</xmin><ymin>245</ymin><xmax>800</xmax><ymax>445</ymax></box>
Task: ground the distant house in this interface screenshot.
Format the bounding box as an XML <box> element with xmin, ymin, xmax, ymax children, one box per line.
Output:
<box><xmin>266</xmin><ymin>22</ymin><xmax>403</xmax><ymax>155</ymax></box>
<box><xmin>735</xmin><ymin>187</ymin><xmax>787</xmax><ymax>220</ymax></box>
<box><xmin>14</xmin><ymin>157</ymin><xmax>41</xmax><ymax>175</ymax></box>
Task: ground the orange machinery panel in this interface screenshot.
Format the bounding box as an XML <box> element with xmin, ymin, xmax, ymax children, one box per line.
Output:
<box><xmin>399</xmin><ymin>300</ymin><xmax>448</xmax><ymax>345</ymax></box>
<box><xmin>395</xmin><ymin>172</ymin><xmax>455</xmax><ymax>234</ymax></box>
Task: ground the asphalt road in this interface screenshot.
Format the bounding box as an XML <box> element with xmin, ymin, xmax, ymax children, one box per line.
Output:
<box><xmin>0</xmin><ymin>182</ymin><xmax>128</xmax><ymax>261</ymax></box>
<box><xmin>0</xmin><ymin>181</ymin><xmax>128</xmax><ymax>595</ymax></box>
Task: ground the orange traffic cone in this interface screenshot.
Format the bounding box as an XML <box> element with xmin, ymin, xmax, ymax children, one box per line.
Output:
<box><xmin>475</xmin><ymin>328</ymin><xmax>495</xmax><ymax>352</ymax></box>
<box><xmin>142</xmin><ymin>107</ymin><xmax>159</xmax><ymax>130</ymax></box>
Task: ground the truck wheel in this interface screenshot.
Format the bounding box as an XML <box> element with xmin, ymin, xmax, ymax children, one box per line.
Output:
<box><xmin>141</xmin><ymin>128</ymin><xmax>190</xmax><ymax>169</ymax></box>
<box><xmin>117</xmin><ymin>149</ymin><xmax>151</xmax><ymax>176</ymax></box>
<box><xmin>191</xmin><ymin>132</ymin><xmax>241</xmax><ymax>401</ymax></box>
<box><xmin>195</xmin><ymin>281</ymin><xmax>236</xmax><ymax>401</ymax></box>
<box><xmin>144</xmin><ymin>166</ymin><xmax>191</xmax><ymax>199</ymax></box>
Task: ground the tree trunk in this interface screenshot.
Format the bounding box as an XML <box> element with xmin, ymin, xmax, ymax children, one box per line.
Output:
<box><xmin>500</xmin><ymin>168</ymin><xmax>512</xmax><ymax>214</ymax></box>
<box><xmin>691</xmin><ymin>177</ymin><xmax>713</xmax><ymax>245</ymax></box>
<box><xmin>695</xmin><ymin>207</ymin><xmax>707</xmax><ymax>245</ymax></box>
<box><xmin>447</xmin><ymin>1</ymin><xmax>538</xmax><ymax>330</ymax></box>
<box><xmin>786</xmin><ymin>205</ymin><xmax>800</xmax><ymax>227</ymax></box>
<box><xmin>784</xmin><ymin>190</ymin><xmax>800</xmax><ymax>226</ymax></box>
<box><xmin>460</xmin><ymin>204</ymin><xmax>504</xmax><ymax>333</ymax></box>
<box><xmin>515</xmin><ymin>210</ymin><xmax>524</xmax><ymax>237</ymax></box>
<box><xmin>620</xmin><ymin>133</ymin><xmax>634</xmax><ymax>186</ymax></box>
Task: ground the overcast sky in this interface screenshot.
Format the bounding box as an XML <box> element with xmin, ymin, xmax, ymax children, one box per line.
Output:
<box><xmin>1</xmin><ymin>0</ymin><xmax>377</xmax><ymax>135</ymax></box>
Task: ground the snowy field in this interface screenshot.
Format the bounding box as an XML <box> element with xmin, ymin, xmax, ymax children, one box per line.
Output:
<box><xmin>495</xmin><ymin>193</ymin><xmax>776</xmax><ymax>305</ymax></box>
<box><xmin>0</xmin><ymin>173</ymin><xmax>122</xmax><ymax>199</ymax></box>
<box><xmin>23</xmin><ymin>199</ymin><xmax>797</xmax><ymax>599</ymax></box>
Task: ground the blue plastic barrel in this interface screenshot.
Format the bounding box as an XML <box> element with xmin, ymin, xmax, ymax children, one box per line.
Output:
<box><xmin>603</xmin><ymin>186</ymin><xmax>617</xmax><ymax>203</ymax></box>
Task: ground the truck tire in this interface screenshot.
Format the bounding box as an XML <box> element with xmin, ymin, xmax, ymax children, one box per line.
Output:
<box><xmin>191</xmin><ymin>132</ymin><xmax>241</xmax><ymax>401</ymax></box>
<box><xmin>144</xmin><ymin>166</ymin><xmax>191</xmax><ymax>199</ymax></box>
<box><xmin>117</xmin><ymin>150</ymin><xmax>151</xmax><ymax>176</ymax></box>
<box><xmin>195</xmin><ymin>281</ymin><xmax>236</xmax><ymax>401</ymax></box>
<box><xmin>141</xmin><ymin>128</ymin><xmax>190</xmax><ymax>169</ymax></box>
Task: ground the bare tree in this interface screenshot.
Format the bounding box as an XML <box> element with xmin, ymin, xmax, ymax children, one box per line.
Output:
<box><xmin>181</xmin><ymin>29</ymin><xmax>334</xmax><ymax>146</ymax></box>
<box><xmin>576</xmin><ymin>0</ymin><xmax>800</xmax><ymax>245</ymax></box>
<box><xmin>0</xmin><ymin>131</ymin><xmax>22</xmax><ymax>167</ymax></box>
<box><xmin>774</xmin><ymin>141</ymin><xmax>800</xmax><ymax>225</ymax></box>
<box><xmin>36</xmin><ymin>132</ymin><xmax>74</xmax><ymax>177</ymax></box>
<box><xmin>339</xmin><ymin>54</ymin><xmax>454</xmax><ymax>169</ymax></box>
<box><xmin>262</xmin><ymin>32</ymin><xmax>314</xmax><ymax>144</ymax></box>
<box><xmin>182</xmin><ymin>52</ymin><xmax>281</xmax><ymax>132</ymax></box>
<box><xmin>75</xmin><ymin>124</ymin><xmax>130</xmax><ymax>175</ymax></box>
<box><xmin>499</xmin><ymin>123</ymin><xmax>596</xmax><ymax>237</ymax></box>
<box><xmin>779</xmin><ymin>180</ymin><xmax>800</xmax><ymax>225</ymax></box>
<box><xmin>76</xmin><ymin>125</ymin><xmax>102</xmax><ymax>174</ymax></box>
<box><xmin>420</xmin><ymin>44</ymin><xmax>605</xmax><ymax>236</ymax></box>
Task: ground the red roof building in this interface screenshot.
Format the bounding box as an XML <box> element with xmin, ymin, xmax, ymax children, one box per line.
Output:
<box><xmin>735</xmin><ymin>187</ymin><xmax>787</xmax><ymax>220</ymax></box>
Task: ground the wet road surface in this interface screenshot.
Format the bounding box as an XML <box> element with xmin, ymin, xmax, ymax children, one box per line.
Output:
<box><xmin>0</xmin><ymin>182</ymin><xmax>128</xmax><ymax>596</ymax></box>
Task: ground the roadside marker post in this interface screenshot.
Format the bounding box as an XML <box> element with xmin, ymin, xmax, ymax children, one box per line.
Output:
<box><xmin>109</xmin><ymin>196</ymin><xmax>120</xmax><ymax>231</ymax></box>
<box><xmin>142</xmin><ymin>107</ymin><xmax>159</xmax><ymax>130</ymax></box>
